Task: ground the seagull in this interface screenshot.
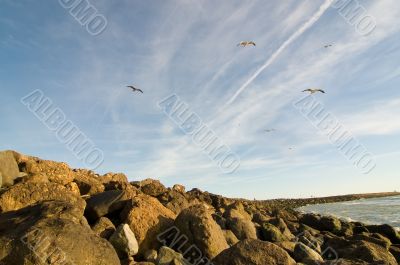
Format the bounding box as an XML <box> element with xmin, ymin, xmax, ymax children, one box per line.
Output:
<box><xmin>127</xmin><ymin>85</ymin><xmax>143</xmax><ymax>93</ymax></box>
<box><xmin>324</xmin><ymin>44</ymin><xmax>333</xmax><ymax>48</ymax></box>
<box><xmin>302</xmin><ymin>88</ymin><xmax>325</xmax><ymax>94</ymax></box>
<box><xmin>264</xmin><ymin>129</ymin><xmax>276</xmax><ymax>133</ymax></box>
<box><xmin>237</xmin><ymin>41</ymin><xmax>256</xmax><ymax>47</ymax></box>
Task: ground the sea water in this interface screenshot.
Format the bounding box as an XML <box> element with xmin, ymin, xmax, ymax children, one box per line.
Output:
<box><xmin>297</xmin><ymin>195</ymin><xmax>400</xmax><ymax>229</ymax></box>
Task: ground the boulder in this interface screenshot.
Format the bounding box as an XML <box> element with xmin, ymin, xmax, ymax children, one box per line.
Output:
<box><xmin>300</xmin><ymin>213</ymin><xmax>322</xmax><ymax>231</ymax></box>
<box><xmin>226</xmin><ymin>217</ymin><xmax>257</xmax><ymax>240</ymax></box>
<box><xmin>91</xmin><ymin>216</ymin><xmax>116</xmax><ymax>239</ymax></box>
<box><xmin>22</xmin><ymin>157</ymin><xmax>74</xmax><ymax>185</ymax></box>
<box><xmin>293</xmin><ymin>242</ymin><xmax>324</xmax><ymax>264</ymax></box>
<box><xmin>223</xmin><ymin>202</ymin><xmax>252</xmax><ymax>221</ymax></box>
<box><xmin>17</xmin><ymin>173</ymin><xmax>49</xmax><ymax>184</ymax></box>
<box><xmin>85</xmin><ymin>189</ymin><xmax>128</xmax><ymax>223</ymax></box>
<box><xmin>121</xmin><ymin>194</ymin><xmax>176</xmax><ymax>257</ymax></box>
<box><xmin>172</xmin><ymin>184</ymin><xmax>185</xmax><ymax>193</ymax></box>
<box><xmin>0</xmin><ymin>182</ymin><xmax>85</xmax><ymax>213</ymax></box>
<box><xmin>173</xmin><ymin>204</ymin><xmax>229</xmax><ymax>260</ymax></box>
<box><xmin>390</xmin><ymin>245</ymin><xmax>400</xmax><ymax>263</ymax></box>
<box><xmin>136</xmin><ymin>178</ymin><xmax>167</xmax><ymax>197</ymax></box>
<box><xmin>260</xmin><ymin>223</ymin><xmax>288</xmax><ymax>242</ymax></box>
<box><xmin>109</xmin><ymin>223</ymin><xmax>139</xmax><ymax>258</ymax></box>
<box><xmin>159</xmin><ymin>190</ymin><xmax>199</xmax><ymax>215</ymax></box>
<box><xmin>222</xmin><ymin>229</ymin><xmax>239</xmax><ymax>246</ymax></box>
<box><xmin>320</xmin><ymin>216</ymin><xmax>342</xmax><ymax>233</ymax></box>
<box><xmin>270</xmin><ymin>218</ymin><xmax>295</xmax><ymax>240</ymax></box>
<box><xmin>0</xmin><ymin>150</ymin><xmax>20</xmax><ymax>187</ymax></box>
<box><xmin>73</xmin><ymin>169</ymin><xmax>105</xmax><ymax>195</ymax></box>
<box><xmin>366</xmin><ymin>224</ymin><xmax>400</xmax><ymax>244</ymax></box>
<box><xmin>212</xmin><ymin>239</ymin><xmax>296</xmax><ymax>265</ymax></box>
<box><xmin>0</xmin><ymin>201</ymin><xmax>119</xmax><ymax>265</ymax></box>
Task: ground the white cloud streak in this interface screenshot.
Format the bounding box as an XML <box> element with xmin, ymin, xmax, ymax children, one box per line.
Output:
<box><xmin>224</xmin><ymin>0</ymin><xmax>334</xmax><ymax>107</ymax></box>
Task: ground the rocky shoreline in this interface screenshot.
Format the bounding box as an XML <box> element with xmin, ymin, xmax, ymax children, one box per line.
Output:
<box><xmin>0</xmin><ymin>150</ymin><xmax>399</xmax><ymax>265</ymax></box>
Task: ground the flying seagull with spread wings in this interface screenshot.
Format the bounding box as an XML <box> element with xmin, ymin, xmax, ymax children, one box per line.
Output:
<box><xmin>302</xmin><ymin>88</ymin><xmax>325</xmax><ymax>94</ymax></box>
<box><xmin>264</xmin><ymin>129</ymin><xmax>276</xmax><ymax>133</ymax></box>
<box><xmin>127</xmin><ymin>85</ymin><xmax>143</xmax><ymax>93</ymax></box>
<box><xmin>237</xmin><ymin>41</ymin><xmax>256</xmax><ymax>47</ymax></box>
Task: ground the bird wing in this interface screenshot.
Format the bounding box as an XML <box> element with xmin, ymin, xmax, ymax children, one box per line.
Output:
<box><xmin>137</xmin><ymin>89</ymin><xmax>143</xmax><ymax>93</ymax></box>
<box><xmin>302</xmin><ymin>89</ymin><xmax>311</xmax><ymax>92</ymax></box>
<box><xmin>318</xmin><ymin>89</ymin><xmax>326</xmax><ymax>93</ymax></box>
<box><xmin>250</xmin><ymin>42</ymin><xmax>256</xmax><ymax>46</ymax></box>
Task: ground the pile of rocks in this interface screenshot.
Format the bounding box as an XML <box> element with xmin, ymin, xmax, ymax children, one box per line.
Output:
<box><xmin>0</xmin><ymin>150</ymin><xmax>399</xmax><ymax>265</ymax></box>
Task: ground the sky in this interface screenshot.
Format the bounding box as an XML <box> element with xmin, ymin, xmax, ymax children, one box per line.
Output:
<box><xmin>1</xmin><ymin>0</ymin><xmax>400</xmax><ymax>199</ymax></box>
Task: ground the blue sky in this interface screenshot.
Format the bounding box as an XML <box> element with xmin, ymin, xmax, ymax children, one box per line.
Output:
<box><xmin>1</xmin><ymin>0</ymin><xmax>400</xmax><ymax>199</ymax></box>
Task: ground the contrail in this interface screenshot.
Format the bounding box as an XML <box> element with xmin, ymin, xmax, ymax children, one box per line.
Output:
<box><xmin>224</xmin><ymin>0</ymin><xmax>334</xmax><ymax>107</ymax></box>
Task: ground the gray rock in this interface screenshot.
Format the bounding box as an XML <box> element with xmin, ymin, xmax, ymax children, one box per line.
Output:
<box><xmin>109</xmin><ymin>223</ymin><xmax>139</xmax><ymax>258</ymax></box>
<box><xmin>85</xmin><ymin>190</ymin><xmax>126</xmax><ymax>222</ymax></box>
<box><xmin>0</xmin><ymin>150</ymin><xmax>20</xmax><ymax>187</ymax></box>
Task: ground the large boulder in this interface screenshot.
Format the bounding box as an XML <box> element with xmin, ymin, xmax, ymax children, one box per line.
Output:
<box><xmin>226</xmin><ymin>217</ymin><xmax>257</xmax><ymax>240</ymax></box>
<box><xmin>173</xmin><ymin>204</ymin><xmax>229</xmax><ymax>260</ymax></box>
<box><xmin>366</xmin><ymin>224</ymin><xmax>400</xmax><ymax>244</ymax></box>
<box><xmin>0</xmin><ymin>150</ymin><xmax>20</xmax><ymax>187</ymax></box>
<box><xmin>293</xmin><ymin>242</ymin><xmax>324</xmax><ymax>264</ymax></box>
<box><xmin>320</xmin><ymin>216</ymin><xmax>342</xmax><ymax>234</ymax></box>
<box><xmin>0</xmin><ymin>182</ymin><xmax>86</xmax><ymax>213</ymax></box>
<box><xmin>121</xmin><ymin>194</ymin><xmax>176</xmax><ymax>257</ymax></box>
<box><xmin>85</xmin><ymin>190</ymin><xmax>128</xmax><ymax>223</ymax></box>
<box><xmin>0</xmin><ymin>201</ymin><xmax>120</xmax><ymax>265</ymax></box>
<box><xmin>212</xmin><ymin>239</ymin><xmax>296</xmax><ymax>265</ymax></box>
<box><xmin>223</xmin><ymin>202</ymin><xmax>252</xmax><ymax>221</ymax></box>
<box><xmin>133</xmin><ymin>178</ymin><xmax>167</xmax><ymax>197</ymax></box>
<box><xmin>260</xmin><ymin>223</ymin><xmax>289</xmax><ymax>242</ymax></box>
<box><xmin>21</xmin><ymin>157</ymin><xmax>74</xmax><ymax>185</ymax></box>
<box><xmin>327</xmin><ymin>238</ymin><xmax>398</xmax><ymax>265</ymax></box>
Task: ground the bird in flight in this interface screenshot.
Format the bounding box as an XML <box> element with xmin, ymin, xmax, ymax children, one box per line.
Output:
<box><xmin>324</xmin><ymin>44</ymin><xmax>333</xmax><ymax>48</ymax></box>
<box><xmin>237</xmin><ymin>41</ymin><xmax>256</xmax><ymax>47</ymax></box>
<box><xmin>264</xmin><ymin>129</ymin><xmax>276</xmax><ymax>133</ymax></box>
<box><xmin>302</xmin><ymin>88</ymin><xmax>325</xmax><ymax>94</ymax></box>
<box><xmin>127</xmin><ymin>85</ymin><xmax>143</xmax><ymax>93</ymax></box>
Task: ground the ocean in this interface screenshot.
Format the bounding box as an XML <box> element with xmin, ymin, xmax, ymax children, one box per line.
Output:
<box><xmin>297</xmin><ymin>195</ymin><xmax>400</xmax><ymax>229</ymax></box>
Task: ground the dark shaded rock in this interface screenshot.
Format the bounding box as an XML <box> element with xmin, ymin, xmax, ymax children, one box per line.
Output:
<box><xmin>91</xmin><ymin>216</ymin><xmax>116</xmax><ymax>239</ymax></box>
<box><xmin>366</xmin><ymin>224</ymin><xmax>400</xmax><ymax>244</ymax></box>
<box><xmin>320</xmin><ymin>216</ymin><xmax>342</xmax><ymax>233</ymax></box>
<box><xmin>85</xmin><ymin>190</ymin><xmax>127</xmax><ymax>223</ymax></box>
